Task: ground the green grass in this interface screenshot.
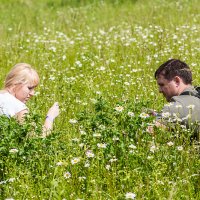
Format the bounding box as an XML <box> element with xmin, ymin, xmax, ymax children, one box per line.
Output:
<box><xmin>0</xmin><ymin>0</ymin><xmax>200</xmax><ymax>199</ymax></box>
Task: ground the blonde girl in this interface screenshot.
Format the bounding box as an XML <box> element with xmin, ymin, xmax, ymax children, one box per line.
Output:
<box><xmin>0</xmin><ymin>63</ymin><xmax>59</xmax><ymax>137</ymax></box>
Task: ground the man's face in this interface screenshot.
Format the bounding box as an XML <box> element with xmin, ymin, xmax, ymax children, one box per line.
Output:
<box><xmin>156</xmin><ymin>75</ymin><xmax>178</xmax><ymax>102</ymax></box>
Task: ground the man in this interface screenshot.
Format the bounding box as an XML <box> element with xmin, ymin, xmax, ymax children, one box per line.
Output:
<box><xmin>154</xmin><ymin>59</ymin><xmax>200</xmax><ymax>139</ymax></box>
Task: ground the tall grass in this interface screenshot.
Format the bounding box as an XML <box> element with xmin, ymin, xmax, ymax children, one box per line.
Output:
<box><xmin>0</xmin><ymin>0</ymin><xmax>200</xmax><ymax>199</ymax></box>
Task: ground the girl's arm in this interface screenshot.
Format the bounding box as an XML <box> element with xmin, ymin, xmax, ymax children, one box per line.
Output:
<box><xmin>42</xmin><ymin>102</ymin><xmax>60</xmax><ymax>137</ymax></box>
<box><xmin>16</xmin><ymin>109</ymin><xmax>28</xmax><ymax>122</ymax></box>
<box><xmin>15</xmin><ymin>102</ymin><xmax>60</xmax><ymax>138</ymax></box>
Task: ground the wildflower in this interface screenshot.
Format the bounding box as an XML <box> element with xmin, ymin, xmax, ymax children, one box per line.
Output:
<box><xmin>173</xmin><ymin>34</ymin><xmax>178</xmax><ymax>39</ymax></box>
<box><xmin>71</xmin><ymin>157</ymin><xmax>80</xmax><ymax>165</ymax></box>
<box><xmin>90</xmin><ymin>98</ymin><xmax>97</xmax><ymax>104</ymax></box>
<box><xmin>79</xmin><ymin>143</ymin><xmax>84</xmax><ymax>148</ymax></box>
<box><xmin>162</xmin><ymin>112</ymin><xmax>171</xmax><ymax>118</ymax></box>
<box><xmin>109</xmin><ymin>158</ymin><xmax>117</xmax><ymax>163</ymax></box>
<box><xmin>129</xmin><ymin>144</ymin><xmax>137</xmax><ymax>149</ymax></box>
<box><xmin>99</xmin><ymin>66</ymin><xmax>105</xmax><ymax>71</ymax></box>
<box><xmin>98</xmin><ymin>124</ymin><xmax>106</xmax><ymax>130</ymax></box>
<box><xmin>191</xmin><ymin>174</ymin><xmax>199</xmax><ymax>177</ymax></box>
<box><xmin>8</xmin><ymin>178</ymin><xmax>15</xmax><ymax>183</ymax></box>
<box><xmin>93</xmin><ymin>133</ymin><xmax>101</xmax><ymax>137</ymax></box>
<box><xmin>69</xmin><ymin>119</ymin><xmax>78</xmax><ymax>124</ymax></box>
<box><xmin>125</xmin><ymin>192</ymin><xmax>136</xmax><ymax>199</ymax></box>
<box><xmin>49</xmin><ymin>75</ymin><xmax>55</xmax><ymax>81</ymax></box>
<box><xmin>69</xmin><ymin>40</ymin><xmax>74</xmax><ymax>45</ymax></box>
<box><xmin>80</xmin><ymin>130</ymin><xmax>86</xmax><ymax>135</ymax></box>
<box><xmin>172</xmin><ymin>113</ymin><xmax>182</xmax><ymax>122</ymax></box>
<box><xmin>191</xmin><ymin>63</ymin><xmax>197</xmax><ymax>67</ymax></box>
<box><xmin>147</xmin><ymin>156</ymin><xmax>153</xmax><ymax>160</ymax></box>
<box><xmin>105</xmin><ymin>165</ymin><xmax>111</xmax><ymax>170</ymax></box>
<box><xmin>64</xmin><ymin>172</ymin><xmax>71</xmax><ymax>179</ymax></box>
<box><xmin>146</xmin><ymin>125</ymin><xmax>154</xmax><ymax>134</ymax></box>
<box><xmin>177</xmin><ymin>146</ymin><xmax>183</xmax><ymax>151</ymax></box>
<box><xmin>78</xmin><ymin>176</ymin><xmax>86</xmax><ymax>181</ymax></box>
<box><xmin>86</xmin><ymin>150</ymin><xmax>95</xmax><ymax>158</ymax></box>
<box><xmin>49</xmin><ymin>46</ymin><xmax>56</xmax><ymax>52</ymax></box>
<box><xmin>96</xmin><ymin>91</ymin><xmax>102</xmax><ymax>95</ymax></box>
<box><xmin>84</xmin><ymin>161</ymin><xmax>90</xmax><ymax>168</ymax></box>
<box><xmin>97</xmin><ymin>143</ymin><xmax>107</xmax><ymax>148</ymax></box>
<box><xmin>180</xmin><ymin>125</ymin><xmax>187</xmax><ymax>129</ymax></box>
<box><xmin>34</xmin><ymin>91</ymin><xmax>40</xmax><ymax>96</ymax></box>
<box><xmin>90</xmin><ymin>61</ymin><xmax>95</xmax><ymax>67</ymax></box>
<box><xmin>99</xmin><ymin>29</ymin><xmax>106</xmax><ymax>35</ymax></box>
<box><xmin>167</xmin><ymin>141</ymin><xmax>174</xmax><ymax>146</ymax></box>
<box><xmin>128</xmin><ymin>112</ymin><xmax>135</xmax><ymax>117</ymax></box>
<box><xmin>9</xmin><ymin>148</ymin><xmax>18</xmax><ymax>153</ymax></box>
<box><xmin>72</xmin><ymin>138</ymin><xmax>79</xmax><ymax>142</ymax></box>
<box><xmin>0</xmin><ymin>180</ymin><xmax>7</xmax><ymax>184</ymax></box>
<box><xmin>62</xmin><ymin>55</ymin><xmax>66</xmax><ymax>60</ymax></box>
<box><xmin>115</xmin><ymin>106</ymin><xmax>124</xmax><ymax>112</ymax></box>
<box><xmin>157</xmin><ymin>180</ymin><xmax>164</xmax><ymax>185</ymax></box>
<box><xmin>75</xmin><ymin>60</ymin><xmax>82</xmax><ymax>67</ymax></box>
<box><xmin>124</xmin><ymin>82</ymin><xmax>130</xmax><ymax>86</ymax></box>
<box><xmin>150</xmin><ymin>145</ymin><xmax>157</xmax><ymax>153</ymax></box>
<box><xmin>112</xmin><ymin>136</ymin><xmax>120</xmax><ymax>141</ymax></box>
<box><xmin>56</xmin><ymin>161</ymin><xmax>63</xmax><ymax>166</ymax></box>
<box><xmin>139</xmin><ymin>112</ymin><xmax>149</xmax><ymax>118</ymax></box>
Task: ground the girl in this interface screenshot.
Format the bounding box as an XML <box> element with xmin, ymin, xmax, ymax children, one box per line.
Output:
<box><xmin>0</xmin><ymin>63</ymin><xmax>59</xmax><ymax>137</ymax></box>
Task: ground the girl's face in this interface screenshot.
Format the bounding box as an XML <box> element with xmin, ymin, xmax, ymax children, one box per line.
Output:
<box><xmin>14</xmin><ymin>83</ymin><xmax>36</xmax><ymax>103</ymax></box>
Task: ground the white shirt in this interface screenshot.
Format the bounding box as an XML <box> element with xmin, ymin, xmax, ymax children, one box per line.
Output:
<box><xmin>0</xmin><ymin>92</ymin><xmax>27</xmax><ymax>117</ymax></box>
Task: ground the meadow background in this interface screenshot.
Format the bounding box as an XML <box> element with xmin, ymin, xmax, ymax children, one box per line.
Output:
<box><xmin>0</xmin><ymin>0</ymin><xmax>199</xmax><ymax>199</ymax></box>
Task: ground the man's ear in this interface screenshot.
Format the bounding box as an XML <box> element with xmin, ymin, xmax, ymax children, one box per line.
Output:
<box><xmin>173</xmin><ymin>76</ymin><xmax>181</xmax><ymax>86</ymax></box>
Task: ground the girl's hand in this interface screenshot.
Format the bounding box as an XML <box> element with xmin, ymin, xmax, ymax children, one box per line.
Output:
<box><xmin>46</xmin><ymin>102</ymin><xmax>60</xmax><ymax>121</ymax></box>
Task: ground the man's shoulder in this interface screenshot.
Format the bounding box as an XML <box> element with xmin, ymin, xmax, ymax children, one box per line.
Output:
<box><xmin>172</xmin><ymin>93</ymin><xmax>200</xmax><ymax>105</ymax></box>
<box><xmin>162</xmin><ymin>91</ymin><xmax>200</xmax><ymax>119</ymax></box>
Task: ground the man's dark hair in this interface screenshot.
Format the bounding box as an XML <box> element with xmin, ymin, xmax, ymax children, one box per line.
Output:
<box><xmin>155</xmin><ymin>59</ymin><xmax>192</xmax><ymax>84</ymax></box>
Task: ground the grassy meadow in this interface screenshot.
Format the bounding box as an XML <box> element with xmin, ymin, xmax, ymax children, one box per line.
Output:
<box><xmin>0</xmin><ymin>0</ymin><xmax>200</xmax><ymax>199</ymax></box>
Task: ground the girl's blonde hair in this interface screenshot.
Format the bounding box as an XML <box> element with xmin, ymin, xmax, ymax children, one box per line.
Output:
<box><xmin>4</xmin><ymin>63</ymin><xmax>39</xmax><ymax>88</ymax></box>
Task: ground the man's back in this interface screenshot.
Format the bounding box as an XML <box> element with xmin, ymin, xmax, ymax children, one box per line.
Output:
<box><xmin>160</xmin><ymin>87</ymin><xmax>200</xmax><ymax>139</ymax></box>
